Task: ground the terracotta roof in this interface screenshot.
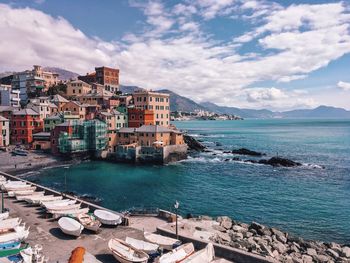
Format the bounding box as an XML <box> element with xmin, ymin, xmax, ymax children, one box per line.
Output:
<box><xmin>136</xmin><ymin>125</ymin><xmax>173</xmax><ymax>133</ymax></box>
<box><xmin>51</xmin><ymin>94</ymin><xmax>69</xmax><ymax>103</ymax></box>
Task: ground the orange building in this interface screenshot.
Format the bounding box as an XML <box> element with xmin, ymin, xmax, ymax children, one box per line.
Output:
<box><xmin>10</xmin><ymin>109</ymin><xmax>43</xmax><ymax>144</ymax></box>
<box><xmin>127</xmin><ymin>108</ymin><xmax>154</xmax><ymax>128</ymax></box>
<box><xmin>60</xmin><ymin>101</ymin><xmax>86</xmax><ymax>120</ymax></box>
<box><xmin>78</xmin><ymin>66</ymin><xmax>119</xmax><ymax>93</ymax></box>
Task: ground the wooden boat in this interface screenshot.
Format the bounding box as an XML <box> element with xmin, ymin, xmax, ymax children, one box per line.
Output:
<box><xmin>144</xmin><ymin>232</ymin><xmax>181</xmax><ymax>251</ymax></box>
<box><xmin>108</xmin><ymin>238</ymin><xmax>149</xmax><ymax>263</ymax></box>
<box><xmin>77</xmin><ymin>213</ymin><xmax>101</xmax><ymax>232</ymax></box>
<box><xmin>0</xmin><ymin>226</ymin><xmax>29</xmax><ymax>243</ymax></box>
<box><xmin>0</xmin><ymin>240</ymin><xmax>21</xmax><ymax>251</ymax></box>
<box><xmin>58</xmin><ymin>217</ymin><xmax>84</xmax><ymax>237</ymax></box>
<box><xmin>51</xmin><ymin>208</ymin><xmax>90</xmax><ymax>219</ymax></box>
<box><xmin>181</xmin><ymin>243</ymin><xmax>215</xmax><ymax>263</ymax></box>
<box><xmin>0</xmin><ymin>218</ymin><xmax>22</xmax><ymax>230</ymax></box>
<box><xmin>8</xmin><ymin>188</ymin><xmax>36</xmax><ymax>197</ymax></box>
<box><xmin>158</xmin><ymin>243</ymin><xmax>195</xmax><ymax>263</ymax></box>
<box><xmin>4</xmin><ymin>184</ymin><xmax>33</xmax><ymax>192</ymax></box>
<box><xmin>45</xmin><ymin>203</ymin><xmax>81</xmax><ymax>211</ymax></box>
<box><xmin>16</xmin><ymin>192</ymin><xmax>45</xmax><ymax>201</ymax></box>
<box><xmin>0</xmin><ymin>243</ymin><xmax>29</xmax><ymax>258</ymax></box>
<box><xmin>68</xmin><ymin>247</ymin><xmax>102</xmax><ymax>263</ymax></box>
<box><xmin>0</xmin><ymin>211</ymin><xmax>9</xmax><ymax>221</ymax></box>
<box><xmin>41</xmin><ymin>198</ymin><xmax>76</xmax><ymax>207</ymax></box>
<box><xmin>125</xmin><ymin>237</ymin><xmax>159</xmax><ymax>255</ymax></box>
<box><xmin>26</xmin><ymin>195</ymin><xmax>63</xmax><ymax>205</ymax></box>
<box><xmin>93</xmin><ymin>209</ymin><xmax>122</xmax><ymax>226</ymax></box>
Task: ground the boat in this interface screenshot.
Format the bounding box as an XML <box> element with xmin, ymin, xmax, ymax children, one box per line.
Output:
<box><xmin>181</xmin><ymin>243</ymin><xmax>215</xmax><ymax>263</ymax></box>
<box><xmin>41</xmin><ymin>199</ymin><xmax>76</xmax><ymax>208</ymax></box>
<box><xmin>68</xmin><ymin>247</ymin><xmax>102</xmax><ymax>263</ymax></box>
<box><xmin>158</xmin><ymin>243</ymin><xmax>195</xmax><ymax>263</ymax></box>
<box><xmin>144</xmin><ymin>232</ymin><xmax>181</xmax><ymax>251</ymax></box>
<box><xmin>0</xmin><ymin>243</ymin><xmax>29</xmax><ymax>258</ymax></box>
<box><xmin>93</xmin><ymin>209</ymin><xmax>122</xmax><ymax>226</ymax></box>
<box><xmin>45</xmin><ymin>203</ymin><xmax>81</xmax><ymax>211</ymax></box>
<box><xmin>26</xmin><ymin>195</ymin><xmax>63</xmax><ymax>205</ymax></box>
<box><xmin>0</xmin><ymin>218</ymin><xmax>22</xmax><ymax>230</ymax></box>
<box><xmin>3</xmin><ymin>183</ymin><xmax>32</xmax><ymax>192</ymax></box>
<box><xmin>108</xmin><ymin>238</ymin><xmax>149</xmax><ymax>263</ymax></box>
<box><xmin>8</xmin><ymin>188</ymin><xmax>36</xmax><ymax>197</ymax></box>
<box><xmin>58</xmin><ymin>217</ymin><xmax>84</xmax><ymax>237</ymax></box>
<box><xmin>16</xmin><ymin>192</ymin><xmax>45</xmax><ymax>201</ymax></box>
<box><xmin>51</xmin><ymin>208</ymin><xmax>90</xmax><ymax>219</ymax></box>
<box><xmin>20</xmin><ymin>246</ymin><xmax>33</xmax><ymax>263</ymax></box>
<box><xmin>11</xmin><ymin>149</ymin><xmax>28</xmax><ymax>156</ymax></box>
<box><xmin>77</xmin><ymin>213</ymin><xmax>101</xmax><ymax>232</ymax></box>
<box><xmin>0</xmin><ymin>240</ymin><xmax>21</xmax><ymax>251</ymax></box>
<box><xmin>0</xmin><ymin>211</ymin><xmax>9</xmax><ymax>221</ymax></box>
<box><xmin>0</xmin><ymin>226</ymin><xmax>29</xmax><ymax>243</ymax></box>
<box><xmin>125</xmin><ymin>237</ymin><xmax>159</xmax><ymax>255</ymax></box>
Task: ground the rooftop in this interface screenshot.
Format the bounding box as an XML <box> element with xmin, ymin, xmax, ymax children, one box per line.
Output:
<box><xmin>51</xmin><ymin>94</ymin><xmax>69</xmax><ymax>103</ymax></box>
<box><xmin>136</xmin><ymin>125</ymin><xmax>174</xmax><ymax>133</ymax></box>
<box><xmin>12</xmin><ymin>108</ymin><xmax>39</xmax><ymax>116</ymax></box>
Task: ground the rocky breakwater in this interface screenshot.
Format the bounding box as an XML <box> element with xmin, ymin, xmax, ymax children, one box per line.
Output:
<box><xmin>210</xmin><ymin>216</ymin><xmax>350</xmax><ymax>262</ymax></box>
<box><xmin>184</xmin><ymin>134</ymin><xmax>206</xmax><ymax>151</ymax></box>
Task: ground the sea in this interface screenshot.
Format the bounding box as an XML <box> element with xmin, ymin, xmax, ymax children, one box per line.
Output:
<box><xmin>26</xmin><ymin>119</ymin><xmax>350</xmax><ymax>244</ymax></box>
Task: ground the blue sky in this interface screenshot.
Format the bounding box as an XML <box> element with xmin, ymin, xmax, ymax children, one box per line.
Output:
<box><xmin>0</xmin><ymin>0</ymin><xmax>349</xmax><ymax>110</ymax></box>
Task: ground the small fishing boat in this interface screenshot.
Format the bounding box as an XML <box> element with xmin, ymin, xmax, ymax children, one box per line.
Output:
<box><xmin>16</xmin><ymin>192</ymin><xmax>45</xmax><ymax>201</ymax></box>
<box><xmin>77</xmin><ymin>213</ymin><xmax>101</xmax><ymax>232</ymax></box>
<box><xmin>51</xmin><ymin>208</ymin><xmax>90</xmax><ymax>219</ymax></box>
<box><xmin>125</xmin><ymin>237</ymin><xmax>159</xmax><ymax>255</ymax></box>
<box><xmin>0</xmin><ymin>240</ymin><xmax>21</xmax><ymax>251</ymax></box>
<box><xmin>58</xmin><ymin>217</ymin><xmax>84</xmax><ymax>237</ymax></box>
<box><xmin>0</xmin><ymin>211</ymin><xmax>9</xmax><ymax>221</ymax></box>
<box><xmin>26</xmin><ymin>195</ymin><xmax>63</xmax><ymax>205</ymax></box>
<box><xmin>93</xmin><ymin>209</ymin><xmax>122</xmax><ymax>226</ymax></box>
<box><xmin>3</xmin><ymin>183</ymin><xmax>32</xmax><ymax>192</ymax></box>
<box><xmin>68</xmin><ymin>247</ymin><xmax>102</xmax><ymax>263</ymax></box>
<box><xmin>181</xmin><ymin>243</ymin><xmax>215</xmax><ymax>263</ymax></box>
<box><xmin>144</xmin><ymin>232</ymin><xmax>181</xmax><ymax>251</ymax></box>
<box><xmin>0</xmin><ymin>226</ymin><xmax>29</xmax><ymax>243</ymax></box>
<box><xmin>0</xmin><ymin>218</ymin><xmax>22</xmax><ymax>230</ymax></box>
<box><xmin>41</xmin><ymin>199</ymin><xmax>76</xmax><ymax>208</ymax></box>
<box><xmin>8</xmin><ymin>188</ymin><xmax>36</xmax><ymax>197</ymax></box>
<box><xmin>0</xmin><ymin>243</ymin><xmax>29</xmax><ymax>258</ymax></box>
<box><xmin>45</xmin><ymin>203</ymin><xmax>81</xmax><ymax>211</ymax></box>
<box><xmin>158</xmin><ymin>243</ymin><xmax>195</xmax><ymax>263</ymax></box>
<box><xmin>108</xmin><ymin>238</ymin><xmax>149</xmax><ymax>263</ymax></box>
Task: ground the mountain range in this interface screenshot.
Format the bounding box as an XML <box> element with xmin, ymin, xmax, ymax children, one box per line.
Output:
<box><xmin>2</xmin><ymin>67</ymin><xmax>350</xmax><ymax>119</ymax></box>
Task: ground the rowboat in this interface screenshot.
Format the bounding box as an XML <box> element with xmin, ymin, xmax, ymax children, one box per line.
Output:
<box><xmin>0</xmin><ymin>218</ymin><xmax>22</xmax><ymax>230</ymax></box>
<box><xmin>45</xmin><ymin>203</ymin><xmax>81</xmax><ymax>211</ymax></box>
<box><xmin>0</xmin><ymin>211</ymin><xmax>9</xmax><ymax>221</ymax></box>
<box><xmin>181</xmin><ymin>243</ymin><xmax>215</xmax><ymax>263</ymax></box>
<box><xmin>77</xmin><ymin>213</ymin><xmax>101</xmax><ymax>232</ymax></box>
<box><xmin>51</xmin><ymin>208</ymin><xmax>90</xmax><ymax>219</ymax></box>
<box><xmin>0</xmin><ymin>240</ymin><xmax>21</xmax><ymax>251</ymax></box>
<box><xmin>68</xmin><ymin>247</ymin><xmax>102</xmax><ymax>263</ymax></box>
<box><xmin>41</xmin><ymin>199</ymin><xmax>76</xmax><ymax>208</ymax></box>
<box><xmin>0</xmin><ymin>243</ymin><xmax>29</xmax><ymax>258</ymax></box>
<box><xmin>108</xmin><ymin>238</ymin><xmax>149</xmax><ymax>263</ymax></box>
<box><xmin>16</xmin><ymin>192</ymin><xmax>45</xmax><ymax>201</ymax></box>
<box><xmin>125</xmin><ymin>237</ymin><xmax>159</xmax><ymax>255</ymax></box>
<box><xmin>8</xmin><ymin>188</ymin><xmax>37</xmax><ymax>197</ymax></box>
<box><xmin>25</xmin><ymin>195</ymin><xmax>63</xmax><ymax>205</ymax></box>
<box><xmin>158</xmin><ymin>243</ymin><xmax>195</xmax><ymax>263</ymax></box>
<box><xmin>58</xmin><ymin>217</ymin><xmax>84</xmax><ymax>237</ymax></box>
<box><xmin>93</xmin><ymin>209</ymin><xmax>122</xmax><ymax>226</ymax></box>
<box><xmin>3</xmin><ymin>184</ymin><xmax>34</xmax><ymax>192</ymax></box>
<box><xmin>144</xmin><ymin>232</ymin><xmax>181</xmax><ymax>251</ymax></box>
<box><xmin>0</xmin><ymin>226</ymin><xmax>29</xmax><ymax>243</ymax></box>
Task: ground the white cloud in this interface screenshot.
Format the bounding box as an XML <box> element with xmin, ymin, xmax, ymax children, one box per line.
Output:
<box><xmin>246</xmin><ymin>87</ymin><xmax>288</xmax><ymax>102</ymax></box>
<box><xmin>337</xmin><ymin>81</ymin><xmax>350</xmax><ymax>91</ymax></box>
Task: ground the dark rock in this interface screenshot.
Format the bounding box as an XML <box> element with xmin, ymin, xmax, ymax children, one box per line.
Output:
<box><xmin>249</xmin><ymin>221</ymin><xmax>265</xmax><ymax>232</ymax></box>
<box><xmin>223</xmin><ymin>151</ymin><xmax>231</xmax><ymax>154</ymax></box>
<box><xmin>184</xmin><ymin>135</ymin><xmax>206</xmax><ymax>151</ymax></box>
<box><xmin>215</xmin><ymin>142</ymin><xmax>223</xmax><ymax>146</ymax></box>
<box><xmin>212</xmin><ymin>225</ymin><xmax>226</xmax><ymax>232</ymax></box>
<box><xmin>259</xmin><ymin>157</ymin><xmax>302</xmax><ymax>167</ymax></box>
<box><xmin>224</xmin><ymin>159</ymin><xmax>230</xmax><ymax>162</ymax></box>
<box><xmin>258</xmin><ymin>228</ymin><xmax>272</xmax><ymax>236</ymax></box>
<box><xmin>232</xmin><ymin>148</ymin><xmax>265</xmax><ymax>156</ymax></box>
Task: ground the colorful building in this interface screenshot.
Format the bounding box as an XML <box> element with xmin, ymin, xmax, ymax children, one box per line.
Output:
<box><xmin>132</xmin><ymin>90</ymin><xmax>170</xmax><ymax>127</ymax></box>
<box><xmin>27</xmin><ymin>96</ymin><xmax>58</xmax><ymax>120</ymax></box>
<box><xmin>51</xmin><ymin>94</ymin><xmax>69</xmax><ymax>109</ymax></box>
<box><xmin>66</xmin><ymin>80</ymin><xmax>92</xmax><ymax>97</ymax></box>
<box><xmin>60</xmin><ymin>101</ymin><xmax>86</xmax><ymax>120</ymax></box>
<box><xmin>78</xmin><ymin>66</ymin><xmax>119</xmax><ymax>93</ymax></box>
<box><xmin>10</xmin><ymin>108</ymin><xmax>43</xmax><ymax>144</ymax></box>
<box><xmin>127</xmin><ymin>108</ymin><xmax>154</xmax><ymax>128</ymax></box>
<box><xmin>0</xmin><ymin>85</ymin><xmax>20</xmax><ymax>107</ymax></box>
<box><xmin>0</xmin><ymin>116</ymin><xmax>10</xmax><ymax>147</ymax></box>
<box><xmin>43</xmin><ymin>111</ymin><xmax>80</xmax><ymax>132</ymax></box>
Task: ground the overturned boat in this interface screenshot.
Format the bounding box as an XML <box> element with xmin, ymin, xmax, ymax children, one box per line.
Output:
<box><xmin>93</xmin><ymin>209</ymin><xmax>122</xmax><ymax>226</ymax></box>
<box><xmin>58</xmin><ymin>217</ymin><xmax>84</xmax><ymax>237</ymax></box>
<box><xmin>144</xmin><ymin>232</ymin><xmax>181</xmax><ymax>251</ymax></box>
<box><xmin>51</xmin><ymin>208</ymin><xmax>90</xmax><ymax>219</ymax></box>
<box><xmin>125</xmin><ymin>236</ymin><xmax>159</xmax><ymax>255</ymax></box>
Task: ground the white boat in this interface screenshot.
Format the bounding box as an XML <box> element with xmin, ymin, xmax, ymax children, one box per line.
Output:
<box><xmin>4</xmin><ymin>184</ymin><xmax>34</xmax><ymax>192</ymax></box>
<box><xmin>0</xmin><ymin>218</ymin><xmax>21</xmax><ymax>229</ymax></box>
<box><xmin>0</xmin><ymin>226</ymin><xmax>29</xmax><ymax>243</ymax></box>
<box><xmin>93</xmin><ymin>209</ymin><xmax>122</xmax><ymax>226</ymax></box>
<box><xmin>16</xmin><ymin>192</ymin><xmax>45</xmax><ymax>201</ymax></box>
<box><xmin>51</xmin><ymin>208</ymin><xmax>90</xmax><ymax>219</ymax></box>
<box><xmin>58</xmin><ymin>217</ymin><xmax>84</xmax><ymax>237</ymax></box>
<box><xmin>45</xmin><ymin>203</ymin><xmax>81</xmax><ymax>211</ymax></box>
<box><xmin>181</xmin><ymin>243</ymin><xmax>215</xmax><ymax>263</ymax></box>
<box><xmin>41</xmin><ymin>199</ymin><xmax>76</xmax><ymax>207</ymax></box>
<box><xmin>77</xmin><ymin>213</ymin><xmax>101</xmax><ymax>232</ymax></box>
<box><xmin>158</xmin><ymin>243</ymin><xmax>195</xmax><ymax>263</ymax></box>
<box><xmin>144</xmin><ymin>232</ymin><xmax>181</xmax><ymax>251</ymax></box>
<box><xmin>108</xmin><ymin>238</ymin><xmax>149</xmax><ymax>263</ymax></box>
<box><xmin>125</xmin><ymin>237</ymin><xmax>159</xmax><ymax>254</ymax></box>
<box><xmin>0</xmin><ymin>211</ymin><xmax>9</xmax><ymax>221</ymax></box>
<box><xmin>8</xmin><ymin>188</ymin><xmax>36</xmax><ymax>197</ymax></box>
<box><xmin>20</xmin><ymin>246</ymin><xmax>33</xmax><ymax>263</ymax></box>
<box><xmin>26</xmin><ymin>195</ymin><xmax>63</xmax><ymax>205</ymax></box>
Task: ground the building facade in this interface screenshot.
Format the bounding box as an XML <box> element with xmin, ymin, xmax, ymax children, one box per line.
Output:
<box><xmin>0</xmin><ymin>85</ymin><xmax>20</xmax><ymax>107</ymax></box>
<box><xmin>66</xmin><ymin>80</ymin><xmax>92</xmax><ymax>97</ymax></box>
<box><xmin>0</xmin><ymin>116</ymin><xmax>10</xmax><ymax>147</ymax></box>
<box><xmin>127</xmin><ymin>108</ymin><xmax>154</xmax><ymax>128</ymax></box>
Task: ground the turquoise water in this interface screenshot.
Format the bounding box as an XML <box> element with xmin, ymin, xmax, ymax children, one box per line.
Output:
<box><xmin>28</xmin><ymin>119</ymin><xmax>350</xmax><ymax>243</ymax></box>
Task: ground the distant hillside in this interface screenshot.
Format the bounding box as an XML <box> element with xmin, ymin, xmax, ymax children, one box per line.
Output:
<box><xmin>157</xmin><ymin>89</ymin><xmax>207</xmax><ymax>112</ymax></box>
<box><xmin>43</xmin><ymin>67</ymin><xmax>79</xmax><ymax>80</ymax></box>
<box><xmin>282</xmin><ymin>106</ymin><xmax>350</xmax><ymax>119</ymax></box>
<box><xmin>119</xmin><ymin>85</ymin><xmax>143</xmax><ymax>94</ymax></box>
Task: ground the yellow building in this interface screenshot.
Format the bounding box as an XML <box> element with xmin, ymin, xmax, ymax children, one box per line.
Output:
<box><xmin>60</xmin><ymin>101</ymin><xmax>86</xmax><ymax>120</ymax></box>
<box><xmin>66</xmin><ymin>80</ymin><xmax>92</xmax><ymax>97</ymax></box>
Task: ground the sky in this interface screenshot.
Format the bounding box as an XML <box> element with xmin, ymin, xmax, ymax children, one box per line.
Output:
<box><xmin>0</xmin><ymin>0</ymin><xmax>349</xmax><ymax>110</ymax></box>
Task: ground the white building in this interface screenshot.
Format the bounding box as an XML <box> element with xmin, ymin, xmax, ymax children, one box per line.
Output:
<box><xmin>27</xmin><ymin>96</ymin><xmax>58</xmax><ymax>120</ymax></box>
<box><xmin>0</xmin><ymin>116</ymin><xmax>10</xmax><ymax>147</ymax></box>
<box><xmin>0</xmin><ymin>85</ymin><xmax>20</xmax><ymax>107</ymax></box>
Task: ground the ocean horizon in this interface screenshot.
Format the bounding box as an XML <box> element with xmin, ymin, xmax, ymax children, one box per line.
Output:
<box><xmin>27</xmin><ymin>119</ymin><xmax>350</xmax><ymax>244</ymax></box>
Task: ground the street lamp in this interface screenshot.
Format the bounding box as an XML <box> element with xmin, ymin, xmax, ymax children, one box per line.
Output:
<box><xmin>174</xmin><ymin>200</ymin><xmax>179</xmax><ymax>239</ymax></box>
